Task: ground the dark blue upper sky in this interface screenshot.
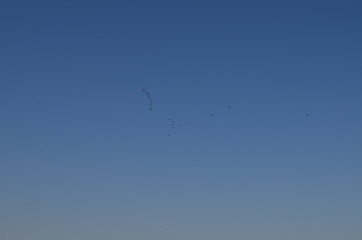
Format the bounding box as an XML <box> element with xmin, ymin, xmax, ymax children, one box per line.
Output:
<box><xmin>1</xmin><ymin>1</ymin><xmax>362</xmax><ymax>239</ymax></box>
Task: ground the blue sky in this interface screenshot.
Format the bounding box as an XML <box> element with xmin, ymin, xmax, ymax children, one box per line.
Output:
<box><xmin>1</xmin><ymin>1</ymin><xmax>362</xmax><ymax>239</ymax></box>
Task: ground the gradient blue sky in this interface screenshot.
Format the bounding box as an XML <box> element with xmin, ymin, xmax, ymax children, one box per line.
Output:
<box><xmin>1</xmin><ymin>1</ymin><xmax>362</xmax><ymax>239</ymax></box>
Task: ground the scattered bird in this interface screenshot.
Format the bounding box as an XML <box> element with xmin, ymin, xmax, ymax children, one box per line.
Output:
<box><xmin>168</xmin><ymin>118</ymin><xmax>176</xmax><ymax>128</ymax></box>
<box><xmin>227</xmin><ymin>105</ymin><xmax>231</xmax><ymax>108</ymax></box>
<box><xmin>168</xmin><ymin>118</ymin><xmax>189</xmax><ymax>129</ymax></box>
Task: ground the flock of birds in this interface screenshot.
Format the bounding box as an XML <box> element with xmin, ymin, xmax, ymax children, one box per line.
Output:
<box><xmin>141</xmin><ymin>88</ymin><xmax>153</xmax><ymax>111</ymax></box>
<box><xmin>142</xmin><ymin>88</ymin><xmax>236</xmax><ymax>136</ymax></box>
<box><xmin>142</xmin><ymin>88</ymin><xmax>309</xmax><ymax>136</ymax></box>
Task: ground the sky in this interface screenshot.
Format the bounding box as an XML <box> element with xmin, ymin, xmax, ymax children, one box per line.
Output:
<box><xmin>1</xmin><ymin>0</ymin><xmax>362</xmax><ymax>239</ymax></box>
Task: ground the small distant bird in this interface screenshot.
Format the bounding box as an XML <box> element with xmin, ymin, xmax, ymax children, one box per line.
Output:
<box><xmin>227</xmin><ymin>105</ymin><xmax>231</xmax><ymax>108</ymax></box>
<box><xmin>210</xmin><ymin>114</ymin><xmax>214</xmax><ymax>117</ymax></box>
<box><xmin>305</xmin><ymin>114</ymin><xmax>309</xmax><ymax>117</ymax></box>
